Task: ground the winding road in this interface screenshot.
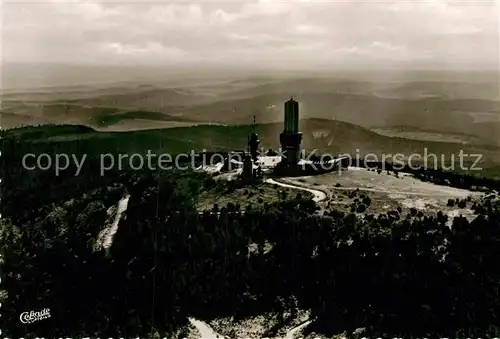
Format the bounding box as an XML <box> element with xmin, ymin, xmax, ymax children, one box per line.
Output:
<box><xmin>189</xmin><ymin>316</ymin><xmax>312</xmax><ymax>339</ymax></box>
<box><xmin>286</xmin><ymin>319</ymin><xmax>313</xmax><ymax>338</ymax></box>
<box><xmin>189</xmin><ymin>318</ymin><xmax>224</xmax><ymax>339</ymax></box>
<box><xmin>265</xmin><ymin>178</ymin><xmax>327</xmax><ymax>203</ymax></box>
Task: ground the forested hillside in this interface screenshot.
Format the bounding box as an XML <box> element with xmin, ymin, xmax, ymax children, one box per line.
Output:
<box><xmin>1</xmin><ymin>164</ymin><xmax>500</xmax><ymax>337</ymax></box>
<box><xmin>2</xmin><ymin>125</ymin><xmax>500</xmax><ymax>337</ymax></box>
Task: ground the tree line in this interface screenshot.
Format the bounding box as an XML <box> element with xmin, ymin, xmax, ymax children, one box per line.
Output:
<box><xmin>1</xmin><ymin>165</ymin><xmax>500</xmax><ymax>337</ymax></box>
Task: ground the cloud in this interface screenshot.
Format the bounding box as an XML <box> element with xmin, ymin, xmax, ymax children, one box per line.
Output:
<box><xmin>3</xmin><ymin>0</ymin><xmax>498</xmax><ymax>70</ymax></box>
<box><xmin>293</xmin><ymin>25</ymin><xmax>326</xmax><ymax>36</ymax></box>
<box><xmin>147</xmin><ymin>4</ymin><xmax>203</xmax><ymax>26</ymax></box>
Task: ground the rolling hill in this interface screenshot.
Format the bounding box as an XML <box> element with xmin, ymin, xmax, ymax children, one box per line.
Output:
<box><xmin>2</xmin><ymin>77</ymin><xmax>499</xmax><ymax>147</ymax></box>
<box><xmin>175</xmin><ymin>92</ymin><xmax>500</xmax><ymax>146</ymax></box>
<box><xmin>0</xmin><ymin>102</ymin><xmax>201</xmax><ymax>129</ymax></box>
<box><xmin>5</xmin><ymin>119</ymin><xmax>500</xmax><ymax>171</ymax></box>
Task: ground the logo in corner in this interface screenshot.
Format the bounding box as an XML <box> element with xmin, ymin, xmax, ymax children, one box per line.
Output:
<box><xmin>20</xmin><ymin>308</ymin><xmax>51</xmax><ymax>324</ymax></box>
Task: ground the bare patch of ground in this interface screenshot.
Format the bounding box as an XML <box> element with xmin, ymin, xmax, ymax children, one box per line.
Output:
<box><xmin>208</xmin><ymin>312</ymin><xmax>282</xmax><ymax>339</ymax></box>
<box><xmin>371</xmin><ymin>127</ymin><xmax>482</xmax><ymax>144</ymax></box>
<box><xmin>274</xmin><ymin>311</ymin><xmax>311</xmax><ymax>337</ymax></box>
<box><xmin>208</xmin><ymin>310</ymin><xmax>311</xmax><ymax>339</ymax></box>
<box><xmin>300</xmin><ymin>331</ymin><xmax>348</xmax><ymax>339</ymax></box>
<box><xmin>197</xmin><ymin>183</ymin><xmax>312</xmax><ymax>211</ymax></box>
<box><xmin>284</xmin><ymin>167</ymin><xmax>483</xmax><ymax>220</ymax></box>
<box><xmin>94</xmin><ymin>119</ymin><xmax>223</xmax><ymax>132</ymax></box>
<box><xmin>466</xmin><ymin>111</ymin><xmax>500</xmax><ymax>123</ymax></box>
<box><xmin>326</xmin><ymin>189</ymin><xmax>401</xmax><ymax>215</ymax></box>
<box><xmin>175</xmin><ymin>320</ymin><xmax>206</xmax><ymax>339</ymax></box>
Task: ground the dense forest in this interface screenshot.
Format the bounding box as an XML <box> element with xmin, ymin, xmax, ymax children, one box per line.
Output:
<box><xmin>1</xmin><ymin>127</ymin><xmax>500</xmax><ymax>337</ymax></box>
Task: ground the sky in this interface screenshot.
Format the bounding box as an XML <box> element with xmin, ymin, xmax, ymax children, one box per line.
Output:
<box><xmin>2</xmin><ymin>0</ymin><xmax>499</xmax><ymax>71</ymax></box>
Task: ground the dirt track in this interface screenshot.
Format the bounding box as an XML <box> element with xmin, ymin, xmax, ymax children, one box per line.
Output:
<box><xmin>265</xmin><ymin>178</ymin><xmax>327</xmax><ymax>203</ymax></box>
<box><xmin>189</xmin><ymin>318</ymin><xmax>224</xmax><ymax>339</ymax></box>
<box><xmin>282</xmin><ymin>167</ymin><xmax>482</xmax><ymax>221</ymax></box>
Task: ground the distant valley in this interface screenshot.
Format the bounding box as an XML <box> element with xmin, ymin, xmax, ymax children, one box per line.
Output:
<box><xmin>2</xmin><ymin>76</ymin><xmax>499</xmax><ymax>148</ymax></box>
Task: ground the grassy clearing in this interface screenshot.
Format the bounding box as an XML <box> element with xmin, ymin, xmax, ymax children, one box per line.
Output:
<box><xmin>197</xmin><ymin>183</ymin><xmax>313</xmax><ymax>211</ymax></box>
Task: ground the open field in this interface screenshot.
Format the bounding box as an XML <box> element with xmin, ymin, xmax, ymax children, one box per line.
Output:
<box><xmin>371</xmin><ymin>128</ymin><xmax>484</xmax><ymax>144</ymax></box>
<box><xmin>93</xmin><ymin>119</ymin><xmax>224</xmax><ymax>132</ymax></box>
<box><xmin>197</xmin><ymin>183</ymin><xmax>312</xmax><ymax>211</ymax></box>
<box><xmin>207</xmin><ymin>310</ymin><xmax>311</xmax><ymax>339</ymax></box>
<box><xmin>466</xmin><ymin>111</ymin><xmax>500</xmax><ymax>123</ymax></box>
<box><xmin>283</xmin><ymin>167</ymin><xmax>483</xmax><ymax>222</ymax></box>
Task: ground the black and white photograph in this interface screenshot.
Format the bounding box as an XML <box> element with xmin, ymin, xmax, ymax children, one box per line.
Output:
<box><xmin>1</xmin><ymin>0</ymin><xmax>500</xmax><ymax>337</ymax></box>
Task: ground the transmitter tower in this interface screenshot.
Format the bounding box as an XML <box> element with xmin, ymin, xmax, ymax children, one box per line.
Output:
<box><xmin>279</xmin><ymin>97</ymin><xmax>302</xmax><ymax>166</ymax></box>
<box><xmin>248</xmin><ymin>115</ymin><xmax>260</xmax><ymax>163</ymax></box>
